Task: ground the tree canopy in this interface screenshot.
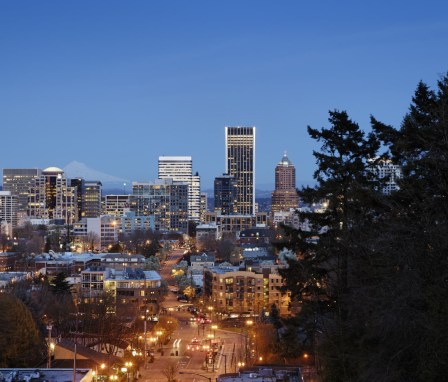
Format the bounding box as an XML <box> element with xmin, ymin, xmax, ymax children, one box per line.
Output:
<box><xmin>276</xmin><ymin>74</ymin><xmax>448</xmax><ymax>381</ymax></box>
<box><xmin>0</xmin><ymin>293</ymin><xmax>45</xmax><ymax>367</ymax></box>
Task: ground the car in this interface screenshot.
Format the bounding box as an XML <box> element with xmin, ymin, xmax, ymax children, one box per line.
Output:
<box><xmin>186</xmin><ymin>338</ymin><xmax>201</xmax><ymax>351</ymax></box>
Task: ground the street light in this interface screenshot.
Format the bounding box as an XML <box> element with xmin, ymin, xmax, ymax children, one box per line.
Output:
<box><xmin>143</xmin><ymin>309</ymin><xmax>149</xmax><ymax>368</ymax></box>
<box><xmin>245</xmin><ymin>320</ymin><xmax>253</xmax><ymax>364</ymax></box>
<box><xmin>237</xmin><ymin>361</ymin><xmax>245</xmax><ymax>370</ymax></box>
<box><xmin>124</xmin><ymin>361</ymin><xmax>133</xmax><ymax>382</ymax></box>
<box><xmin>211</xmin><ymin>324</ymin><xmax>218</xmax><ymax>338</ymax></box>
<box><xmin>156</xmin><ymin>330</ymin><xmax>163</xmax><ymax>354</ymax></box>
<box><xmin>46</xmin><ymin>323</ymin><xmax>53</xmax><ymax>368</ymax></box>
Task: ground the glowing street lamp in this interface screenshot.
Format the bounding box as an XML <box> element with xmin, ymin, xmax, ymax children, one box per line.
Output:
<box><xmin>124</xmin><ymin>361</ymin><xmax>133</xmax><ymax>382</ymax></box>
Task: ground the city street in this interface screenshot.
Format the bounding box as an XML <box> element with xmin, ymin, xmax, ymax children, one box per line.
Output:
<box><xmin>138</xmin><ymin>249</ymin><xmax>247</xmax><ymax>382</ymax></box>
<box><xmin>138</xmin><ymin>248</ymin><xmax>317</xmax><ymax>382</ymax></box>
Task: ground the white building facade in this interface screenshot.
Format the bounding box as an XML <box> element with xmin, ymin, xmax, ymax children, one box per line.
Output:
<box><xmin>0</xmin><ymin>191</ymin><xmax>18</xmax><ymax>231</ymax></box>
<box><xmin>158</xmin><ymin>156</ymin><xmax>201</xmax><ymax>222</ymax></box>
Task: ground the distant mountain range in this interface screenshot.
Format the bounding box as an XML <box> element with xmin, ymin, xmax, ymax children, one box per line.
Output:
<box><xmin>22</xmin><ymin>161</ymin><xmax>311</xmax><ymax>196</ymax></box>
<box><xmin>0</xmin><ymin>162</ymin><xmax>313</xmax><ymax>196</ymax></box>
<box><xmin>62</xmin><ymin>161</ymin><xmax>279</xmax><ymax>195</ymax></box>
<box><xmin>63</xmin><ymin>161</ymin><xmax>129</xmax><ymax>185</ymax></box>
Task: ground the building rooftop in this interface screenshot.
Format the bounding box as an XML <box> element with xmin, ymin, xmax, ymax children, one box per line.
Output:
<box><xmin>102</xmin><ymin>253</ymin><xmax>145</xmax><ymax>261</ymax></box>
<box><xmin>0</xmin><ymin>369</ymin><xmax>90</xmax><ymax>382</ymax></box>
<box><xmin>277</xmin><ymin>151</ymin><xmax>293</xmax><ymax>167</ymax></box>
<box><xmin>55</xmin><ymin>339</ymin><xmax>123</xmax><ymax>367</ymax></box>
<box><xmin>35</xmin><ymin>252</ymin><xmax>105</xmax><ymax>262</ymax></box>
<box><xmin>43</xmin><ymin>166</ymin><xmax>64</xmax><ymax>173</ymax></box>
<box><xmin>191</xmin><ymin>253</ymin><xmax>215</xmax><ymax>262</ymax></box>
<box><xmin>218</xmin><ymin>365</ymin><xmax>303</xmax><ymax>382</ymax></box>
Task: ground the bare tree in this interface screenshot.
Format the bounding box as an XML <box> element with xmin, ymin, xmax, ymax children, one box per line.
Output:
<box><xmin>161</xmin><ymin>360</ymin><xmax>179</xmax><ymax>382</ymax></box>
<box><xmin>78</xmin><ymin>231</ymin><xmax>101</xmax><ymax>252</ymax></box>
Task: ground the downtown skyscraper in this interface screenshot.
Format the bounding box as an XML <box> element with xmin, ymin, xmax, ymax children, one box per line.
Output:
<box><xmin>27</xmin><ymin>167</ymin><xmax>78</xmax><ymax>224</ymax></box>
<box><xmin>225</xmin><ymin>126</ymin><xmax>255</xmax><ymax>215</ymax></box>
<box><xmin>158</xmin><ymin>156</ymin><xmax>201</xmax><ymax>222</ymax></box>
<box><xmin>2</xmin><ymin>168</ymin><xmax>42</xmax><ymax>212</ymax></box>
<box><xmin>271</xmin><ymin>152</ymin><xmax>299</xmax><ymax>213</ymax></box>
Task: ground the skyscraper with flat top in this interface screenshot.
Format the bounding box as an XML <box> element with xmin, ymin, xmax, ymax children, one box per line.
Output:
<box><xmin>225</xmin><ymin>126</ymin><xmax>255</xmax><ymax>215</ymax></box>
<box><xmin>3</xmin><ymin>168</ymin><xmax>42</xmax><ymax>212</ymax></box>
<box><xmin>158</xmin><ymin>156</ymin><xmax>201</xmax><ymax>222</ymax></box>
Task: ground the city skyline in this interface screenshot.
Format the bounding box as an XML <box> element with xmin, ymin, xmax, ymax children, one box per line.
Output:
<box><xmin>1</xmin><ymin>2</ymin><xmax>448</xmax><ymax>189</ymax></box>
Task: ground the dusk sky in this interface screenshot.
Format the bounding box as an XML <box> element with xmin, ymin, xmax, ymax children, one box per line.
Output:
<box><xmin>1</xmin><ymin>1</ymin><xmax>448</xmax><ymax>190</ymax></box>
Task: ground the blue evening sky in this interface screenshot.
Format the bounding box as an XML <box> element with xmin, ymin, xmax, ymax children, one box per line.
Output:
<box><xmin>1</xmin><ymin>1</ymin><xmax>447</xmax><ymax>190</ymax></box>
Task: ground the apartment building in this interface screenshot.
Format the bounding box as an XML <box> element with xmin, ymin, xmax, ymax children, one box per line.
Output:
<box><xmin>80</xmin><ymin>267</ymin><xmax>162</xmax><ymax>318</ymax></box>
<box><xmin>203</xmin><ymin>264</ymin><xmax>291</xmax><ymax>317</ymax></box>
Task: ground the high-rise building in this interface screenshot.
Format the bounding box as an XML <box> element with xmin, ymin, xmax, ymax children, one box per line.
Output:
<box><xmin>190</xmin><ymin>172</ymin><xmax>201</xmax><ymax>222</ymax></box>
<box><xmin>214</xmin><ymin>173</ymin><xmax>237</xmax><ymax>215</ymax></box>
<box><xmin>27</xmin><ymin>167</ymin><xmax>78</xmax><ymax>224</ymax></box>
<box><xmin>370</xmin><ymin>159</ymin><xmax>402</xmax><ymax>195</ymax></box>
<box><xmin>0</xmin><ymin>191</ymin><xmax>18</xmax><ymax>232</ymax></box>
<box><xmin>2</xmin><ymin>168</ymin><xmax>42</xmax><ymax>212</ymax></box>
<box><xmin>70</xmin><ymin>177</ymin><xmax>85</xmax><ymax>221</ymax></box>
<box><xmin>158</xmin><ymin>156</ymin><xmax>201</xmax><ymax>222</ymax></box>
<box><xmin>83</xmin><ymin>181</ymin><xmax>102</xmax><ymax>218</ymax></box>
<box><xmin>225</xmin><ymin>126</ymin><xmax>256</xmax><ymax>215</ymax></box>
<box><xmin>103</xmin><ymin>195</ymin><xmax>130</xmax><ymax>217</ymax></box>
<box><xmin>131</xmin><ymin>179</ymin><xmax>189</xmax><ymax>232</ymax></box>
<box><xmin>200</xmin><ymin>192</ymin><xmax>208</xmax><ymax>222</ymax></box>
<box><xmin>271</xmin><ymin>152</ymin><xmax>299</xmax><ymax>213</ymax></box>
<box><xmin>158</xmin><ymin>156</ymin><xmax>192</xmax><ymax>180</ymax></box>
<box><xmin>69</xmin><ymin>178</ymin><xmax>102</xmax><ymax>219</ymax></box>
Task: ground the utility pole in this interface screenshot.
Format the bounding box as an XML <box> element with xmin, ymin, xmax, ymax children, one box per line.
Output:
<box><xmin>47</xmin><ymin>323</ymin><xmax>53</xmax><ymax>368</ymax></box>
<box><xmin>144</xmin><ymin>309</ymin><xmax>148</xmax><ymax>368</ymax></box>
<box><xmin>71</xmin><ymin>311</ymin><xmax>82</xmax><ymax>382</ymax></box>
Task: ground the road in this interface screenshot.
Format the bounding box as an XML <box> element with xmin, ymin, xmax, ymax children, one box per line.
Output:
<box><xmin>137</xmin><ymin>248</ymin><xmax>248</xmax><ymax>381</ymax></box>
<box><xmin>158</xmin><ymin>248</ymin><xmax>185</xmax><ymax>284</ymax></box>
<box><xmin>138</xmin><ymin>248</ymin><xmax>316</xmax><ymax>382</ymax></box>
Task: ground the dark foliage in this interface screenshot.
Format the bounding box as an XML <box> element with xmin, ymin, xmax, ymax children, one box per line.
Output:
<box><xmin>0</xmin><ymin>293</ymin><xmax>45</xmax><ymax>367</ymax></box>
<box><xmin>275</xmin><ymin>74</ymin><xmax>448</xmax><ymax>382</ymax></box>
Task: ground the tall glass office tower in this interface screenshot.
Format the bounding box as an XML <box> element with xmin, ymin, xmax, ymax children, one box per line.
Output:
<box><xmin>225</xmin><ymin>126</ymin><xmax>256</xmax><ymax>215</ymax></box>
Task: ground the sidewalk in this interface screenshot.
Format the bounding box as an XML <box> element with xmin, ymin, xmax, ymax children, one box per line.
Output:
<box><xmin>138</xmin><ymin>353</ymin><xmax>184</xmax><ymax>382</ymax></box>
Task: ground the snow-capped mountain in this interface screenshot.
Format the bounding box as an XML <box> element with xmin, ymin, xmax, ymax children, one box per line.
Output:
<box><xmin>63</xmin><ymin>161</ymin><xmax>129</xmax><ymax>184</ymax></box>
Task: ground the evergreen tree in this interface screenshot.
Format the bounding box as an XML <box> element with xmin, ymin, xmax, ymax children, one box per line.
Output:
<box><xmin>364</xmin><ymin>75</ymin><xmax>448</xmax><ymax>381</ymax></box>
<box><xmin>269</xmin><ymin>303</ymin><xmax>283</xmax><ymax>330</ymax></box>
<box><xmin>275</xmin><ymin>110</ymin><xmax>382</xmax><ymax>381</ymax></box>
<box><xmin>276</xmin><ymin>75</ymin><xmax>448</xmax><ymax>381</ymax></box>
<box><xmin>0</xmin><ymin>293</ymin><xmax>44</xmax><ymax>367</ymax></box>
<box><xmin>51</xmin><ymin>272</ymin><xmax>72</xmax><ymax>295</ymax></box>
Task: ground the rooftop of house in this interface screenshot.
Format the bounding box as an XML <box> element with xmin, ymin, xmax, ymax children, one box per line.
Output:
<box><xmin>0</xmin><ymin>368</ymin><xmax>90</xmax><ymax>382</ymax></box>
